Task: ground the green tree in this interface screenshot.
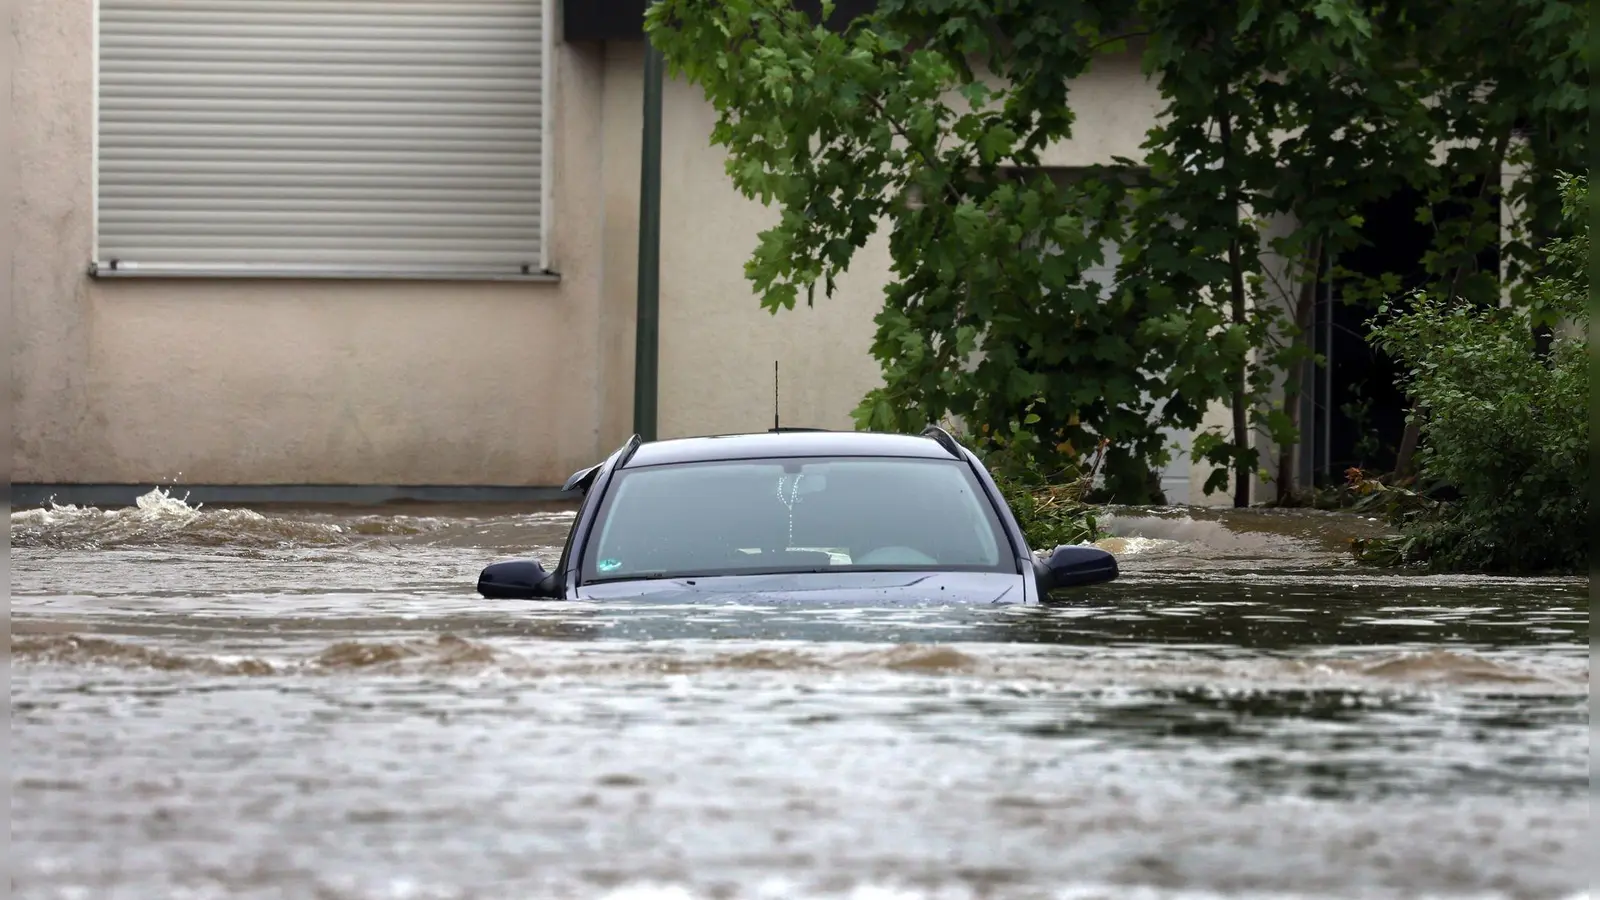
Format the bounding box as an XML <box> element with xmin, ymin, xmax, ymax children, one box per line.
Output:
<box><xmin>645</xmin><ymin>0</ymin><xmax>1588</xmax><ymax>505</ymax></box>
<box><xmin>1116</xmin><ymin>0</ymin><xmax>1434</xmax><ymax>503</ymax></box>
<box><xmin>1118</xmin><ymin>0</ymin><xmax>1586</xmax><ymax>502</ymax></box>
<box><xmin>647</xmin><ymin>0</ymin><xmax>1223</xmax><ymax>501</ymax></box>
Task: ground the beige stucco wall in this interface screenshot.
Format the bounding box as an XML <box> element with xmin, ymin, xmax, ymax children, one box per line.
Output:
<box><xmin>12</xmin><ymin>0</ymin><xmax>612</xmax><ymax>486</ymax></box>
<box><xmin>1</xmin><ymin>0</ymin><xmax>16</xmax><ymax>484</ymax></box>
<box><xmin>595</xmin><ymin>44</ymin><xmax>896</xmax><ymax>442</ymax></box>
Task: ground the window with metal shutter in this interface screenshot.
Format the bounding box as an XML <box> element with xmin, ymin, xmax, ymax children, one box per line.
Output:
<box><xmin>93</xmin><ymin>0</ymin><xmax>550</xmax><ymax>280</ymax></box>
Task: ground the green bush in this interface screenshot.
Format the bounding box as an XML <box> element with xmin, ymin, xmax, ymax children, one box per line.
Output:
<box><xmin>1356</xmin><ymin>174</ymin><xmax>1589</xmax><ymax>573</ymax></box>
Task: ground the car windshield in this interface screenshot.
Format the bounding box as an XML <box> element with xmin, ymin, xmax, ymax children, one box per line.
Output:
<box><xmin>581</xmin><ymin>456</ymin><xmax>1015</xmax><ymax>582</ymax></box>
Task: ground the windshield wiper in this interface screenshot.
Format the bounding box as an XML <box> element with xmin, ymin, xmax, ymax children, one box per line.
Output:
<box><xmin>586</xmin><ymin>570</ymin><xmax>678</xmax><ymax>584</ymax></box>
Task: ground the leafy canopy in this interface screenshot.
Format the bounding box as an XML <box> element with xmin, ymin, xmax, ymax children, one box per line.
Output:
<box><xmin>645</xmin><ymin>0</ymin><xmax>1588</xmax><ymax>503</ymax></box>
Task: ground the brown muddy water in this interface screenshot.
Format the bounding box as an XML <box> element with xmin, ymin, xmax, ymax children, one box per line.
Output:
<box><xmin>9</xmin><ymin>490</ymin><xmax>1591</xmax><ymax>900</ymax></box>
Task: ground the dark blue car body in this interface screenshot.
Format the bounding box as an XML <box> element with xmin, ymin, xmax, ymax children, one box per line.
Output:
<box><xmin>477</xmin><ymin>426</ymin><xmax>1117</xmax><ymax>606</ymax></box>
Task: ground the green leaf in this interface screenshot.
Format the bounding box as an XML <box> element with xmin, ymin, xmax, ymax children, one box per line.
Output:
<box><xmin>976</xmin><ymin>124</ymin><xmax>1019</xmax><ymax>164</ymax></box>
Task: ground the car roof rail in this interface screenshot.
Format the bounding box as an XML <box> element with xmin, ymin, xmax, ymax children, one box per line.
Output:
<box><xmin>616</xmin><ymin>433</ymin><xmax>644</xmax><ymax>468</ymax></box>
<box><xmin>768</xmin><ymin>426</ymin><xmax>831</xmax><ymax>433</ymax></box>
<box><xmin>920</xmin><ymin>424</ymin><xmax>964</xmax><ymax>459</ymax></box>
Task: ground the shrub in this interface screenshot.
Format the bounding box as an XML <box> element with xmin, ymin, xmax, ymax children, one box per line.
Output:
<box><xmin>1356</xmin><ymin>174</ymin><xmax>1589</xmax><ymax>573</ymax></box>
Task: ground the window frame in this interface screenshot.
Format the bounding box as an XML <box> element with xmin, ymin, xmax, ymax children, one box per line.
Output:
<box><xmin>87</xmin><ymin>0</ymin><xmax>558</xmax><ymax>282</ymax></box>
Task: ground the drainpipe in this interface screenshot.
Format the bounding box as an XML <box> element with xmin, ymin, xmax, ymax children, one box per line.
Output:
<box><xmin>632</xmin><ymin>42</ymin><xmax>664</xmax><ymax>442</ymax></box>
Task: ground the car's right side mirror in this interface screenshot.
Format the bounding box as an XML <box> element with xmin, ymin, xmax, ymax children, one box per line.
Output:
<box><xmin>1034</xmin><ymin>544</ymin><xmax>1119</xmax><ymax>592</ymax></box>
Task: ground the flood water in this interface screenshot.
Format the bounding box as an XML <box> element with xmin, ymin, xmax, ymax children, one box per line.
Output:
<box><xmin>10</xmin><ymin>490</ymin><xmax>1591</xmax><ymax>900</ymax></box>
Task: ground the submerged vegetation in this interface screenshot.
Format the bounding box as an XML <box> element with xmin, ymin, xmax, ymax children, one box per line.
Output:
<box><xmin>943</xmin><ymin>403</ymin><xmax>1108</xmax><ymax>549</ymax></box>
<box><xmin>994</xmin><ymin>473</ymin><xmax>1103</xmax><ymax>551</ymax></box>
<box><xmin>1350</xmin><ymin>174</ymin><xmax>1589</xmax><ymax>574</ymax></box>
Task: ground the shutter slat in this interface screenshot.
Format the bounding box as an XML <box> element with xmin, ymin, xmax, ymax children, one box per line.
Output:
<box><xmin>96</xmin><ymin>0</ymin><xmax>546</xmax><ymax>272</ymax></box>
<box><xmin>101</xmin><ymin>212</ymin><xmax>541</xmax><ymax>228</ymax></box>
<box><xmin>102</xmin><ymin>40</ymin><xmax>540</xmax><ymax>57</ymax></box>
<box><xmin>102</xmin><ymin>189</ymin><xmax>541</xmax><ymax>203</ymax></box>
<box><xmin>103</xmin><ymin>101</ymin><xmax>537</xmax><ymax>118</ymax></box>
<box><xmin>100</xmin><ymin>192</ymin><xmax>540</xmax><ymax>206</ymax></box>
<box><xmin>102</xmin><ymin>123</ymin><xmax>542</xmax><ymax>141</ymax></box>
<box><xmin>101</xmin><ymin>161</ymin><xmax>540</xmax><ymax>175</ymax></box>
<box><xmin>103</xmin><ymin>111</ymin><xmax>536</xmax><ymax>125</ymax></box>
<box><xmin>103</xmin><ymin>147</ymin><xmax>542</xmax><ymax>162</ymax></box>
<box><xmin>100</xmin><ymin>178</ymin><xmax>541</xmax><ymax>191</ymax></box>
<box><xmin>102</xmin><ymin>84</ymin><xmax>539</xmax><ymax>98</ymax></box>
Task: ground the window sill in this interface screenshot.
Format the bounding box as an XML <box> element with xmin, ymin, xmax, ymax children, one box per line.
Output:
<box><xmin>88</xmin><ymin>261</ymin><xmax>562</xmax><ymax>283</ymax></box>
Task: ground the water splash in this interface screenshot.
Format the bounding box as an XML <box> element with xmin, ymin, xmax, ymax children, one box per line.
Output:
<box><xmin>12</xmin><ymin>488</ymin><xmax>336</xmax><ymax>549</ymax></box>
<box><xmin>9</xmin><ymin>487</ymin><xmax>458</xmax><ymax>550</ymax></box>
<box><xmin>1092</xmin><ymin>535</ymin><xmax>1183</xmax><ymax>557</ymax></box>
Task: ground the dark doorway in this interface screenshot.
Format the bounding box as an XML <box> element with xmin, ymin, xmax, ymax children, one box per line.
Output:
<box><xmin>1310</xmin><ymin>178</ymin><xmax>1501</xmax><ymax>485</ymax></box>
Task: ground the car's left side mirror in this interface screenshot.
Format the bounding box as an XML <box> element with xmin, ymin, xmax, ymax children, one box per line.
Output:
<box><xmin>1034</xmin><ymin>544</ymin><xmax>1118</xmax><ymax>593</ymax></box>
<box><xmin>477</xmin><ymin>559</ymin><xmax>562</xmax><ymax>599</ymax></box>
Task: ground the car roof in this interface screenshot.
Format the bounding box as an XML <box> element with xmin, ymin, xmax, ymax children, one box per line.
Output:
<box><xmin>622</xmin><ymin>429</ymin><xmax>961</xmax><ymax>469</ymax></box>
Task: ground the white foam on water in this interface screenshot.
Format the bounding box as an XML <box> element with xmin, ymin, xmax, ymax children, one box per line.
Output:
<box><xmin>1092</xmin><ymin>534</ymin><xmax>1184</xmax><ymax>556</ymax></box>
<box><xmin>590</xmin><ymin>883</ymin><xmax>1593</xmax><ymax>900</ymax></box>
<box><xmin>9</xmin><ymin>487</ymin><xmax>475</xmax><ymax>550</ymax></box>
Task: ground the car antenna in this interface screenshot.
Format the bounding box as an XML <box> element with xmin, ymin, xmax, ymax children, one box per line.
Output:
<box><xmin>773</xmin><ymin>360</ymin><xmax>780</xmax><ymax>430</ymax></box>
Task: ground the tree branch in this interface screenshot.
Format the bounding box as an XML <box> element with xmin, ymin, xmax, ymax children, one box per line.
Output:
<box><xmin>1089</xmin><ymin>30</ymin><xmax>1151</xmax><ymax>53</ymax></box>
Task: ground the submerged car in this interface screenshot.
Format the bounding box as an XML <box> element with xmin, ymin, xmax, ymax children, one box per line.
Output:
<box><xmin>476</xmin><ymin>426</ymin><xmax>1117</xmax><ymax>606</ymax></box>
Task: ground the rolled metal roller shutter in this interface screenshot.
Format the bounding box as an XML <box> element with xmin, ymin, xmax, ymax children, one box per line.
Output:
<box><xmin>95</xmin><ymin>0</ymin><xmax>548</xmax><ymax>278</ymax></box>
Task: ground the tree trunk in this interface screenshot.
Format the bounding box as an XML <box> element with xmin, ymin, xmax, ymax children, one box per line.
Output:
<box><xmin>1228</xmin><ymin>241</ymin><xmax>1251</xmax><ymax>508</ymax></box>
<box><xmin>1218</xmin><ymin>97</ymin><xmax>1251</xmax><ymax>508</ymax></box>
<box><xmin>1392</xmin><ymin>416</ymin><xmax>1423</xmax><ymax>479</ymax></box>
<box><xmin>1276</xmin><ymin>236</ymin><xmax>1324</xmax><ymax>504</ymax></box>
